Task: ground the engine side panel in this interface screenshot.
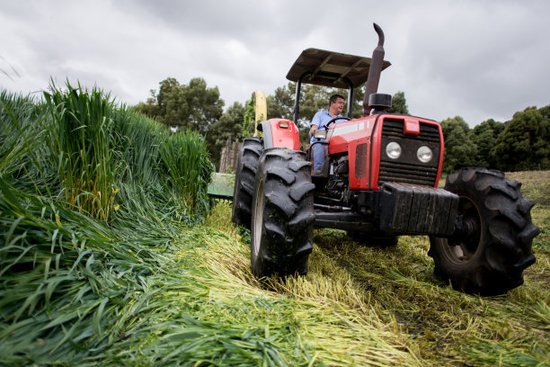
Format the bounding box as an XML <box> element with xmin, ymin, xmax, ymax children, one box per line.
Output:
<box><xmin>325</xmin><ymin>115</ymin><xmax>380</xmax><ymax>190</ymax></box>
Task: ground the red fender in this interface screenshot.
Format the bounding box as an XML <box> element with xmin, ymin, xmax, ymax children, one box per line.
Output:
<box><xmin>261</xmin><ymin>119</ymin><xmax>301</xmax><ymax>150</ymax></box>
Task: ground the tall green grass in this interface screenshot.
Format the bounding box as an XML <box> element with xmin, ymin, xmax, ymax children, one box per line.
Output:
<box><xmin>160</xmin><ymin>130</ymin><xmax>212</xmax><ymax>216</ymax></box>
<box><xmin>44</xmin><ymin>84</ymin><xmax>119</xmax><ymax>220</ymax></box>
<box><xmin>0</xmin><ymin>85</ymin><xmax>214</xmax><ymax>365</ymax></box>
<box><xmin>113</xmin><ymin>107</ymin><xmax>163</xmax><ymax>185</ymax></box>
<box><xmin>0</xmin><ymin>91</ymin><xmax>50</xmax><ymax>188</ymax></box>
<box><xmin>39</xmin><ymin>83</ymin><xmax>213</xmax><ymax>221</ymax></box>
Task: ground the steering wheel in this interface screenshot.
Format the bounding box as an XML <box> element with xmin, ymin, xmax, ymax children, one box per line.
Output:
<box><xmin>324</xmin><ymin>116</ymin><xmax>350</xmax><ymax>129</ymax></box>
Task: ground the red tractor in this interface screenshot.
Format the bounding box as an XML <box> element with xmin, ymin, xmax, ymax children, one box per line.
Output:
<box><xmin>231</xmin><ymin>24</ymin><xmax>539</xmax><ymax>295</ymax></box>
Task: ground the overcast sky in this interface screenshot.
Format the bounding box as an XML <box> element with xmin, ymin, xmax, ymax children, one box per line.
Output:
<box><xmin>1</xmin><ymin>0</ymin><xmax>549</xmax><ymax>125</ymax></box>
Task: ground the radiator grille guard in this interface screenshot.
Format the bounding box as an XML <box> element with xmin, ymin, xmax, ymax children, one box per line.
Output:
<box><xmin>379</xmin><ymin>119</ymin><xmax>441</xmax><ymax>186</ymax></box>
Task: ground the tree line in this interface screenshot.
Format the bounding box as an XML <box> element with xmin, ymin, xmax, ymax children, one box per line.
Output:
<box><xmin>135</xmin><ymin>77</ymin><xmax>550</xmax><ymax>173</ymax></box>
<box><xmin>441</xmin><ymin>106</ymin><xmax>550</xmax><ymax>172</ymax></box>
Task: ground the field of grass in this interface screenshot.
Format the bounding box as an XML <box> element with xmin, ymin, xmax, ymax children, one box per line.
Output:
<box><xmin>1</xmin><ymin>87</ymin><xmax>548</xmax><ymax>366</ymax></box>
<box><xmin>199</xmin><ymin>172</ymin><xmax>550</xmax><ymax>366</ymax></box>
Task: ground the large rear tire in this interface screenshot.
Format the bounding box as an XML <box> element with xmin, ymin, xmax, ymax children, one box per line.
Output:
<box><xmin>232</xmin><ymin>138</ymin><xmax>263</xmax><ymax>228</ymax></box>
<box><xmin>429</xmin><ymin>168</ymin><xmax>539</xmax><ymax>295</ymax></box>
<box><xmin>251</xmin><ymin>149</ymin><xmax>316</xmax><ymax>277</ymax></box>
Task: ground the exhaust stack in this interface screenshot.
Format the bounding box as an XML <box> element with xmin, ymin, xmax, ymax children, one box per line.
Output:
<box><xmin>363</xmin><ymin>23</ymin><xmax>386</xmax><ymax>116</ymax></box>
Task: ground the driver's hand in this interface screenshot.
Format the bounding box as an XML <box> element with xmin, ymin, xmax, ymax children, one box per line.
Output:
<box><xmin>309</xmin><ymin>124</ymin><xmax>318</xmax><ymax>138</ymax></box>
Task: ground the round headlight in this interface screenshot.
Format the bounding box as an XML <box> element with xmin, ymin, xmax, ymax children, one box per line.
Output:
<box><xmin>417</xmin><ymin>146</ymin><xmax>433</xmax><ymax>163</ymax></box>
<box><xmin>386</xmin><ymin>142</ymin><xmax>402</xmax><ymax>159</ymax></box>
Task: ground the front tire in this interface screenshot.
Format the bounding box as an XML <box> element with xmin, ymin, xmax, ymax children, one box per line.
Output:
<box><xmin>232</xmin><ymin>138</ymin><xmax>263</xmax><ymax>228</ymax></box>
<box><xmin>250</xmin><ymin>149</ymin><xmax>316</xmax><ymax>277</ymax></box>
<box><xmin>429</xmin><ymin>168</ymin><xmax>539</xmax><ymax>295</ymax></box>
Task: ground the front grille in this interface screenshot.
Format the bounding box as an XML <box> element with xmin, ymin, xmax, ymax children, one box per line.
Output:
<box><xmin>379</xmin><ymin>161</ymin><xmax>439</xmax><ymax>185</ymax></box>
<box><xmin>379</xmin><ymin>119</ymin><xmax>440</xmax><ymax>186</ymax></box>
<box><xmin>382</xmin><ymin>121</ymin><xmax>440</xmax><ymax>142</ymax></box>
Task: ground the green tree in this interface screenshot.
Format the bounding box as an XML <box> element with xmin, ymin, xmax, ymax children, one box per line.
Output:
<box><xmin>268</xmin><ymin>83</ymin><xmax>352</xmax><ymax>121</ymax></box>
<box><xmin>133</xmin><ymin>89</ymin><xmax>159</xmax><ymax>117</ymax></box>
<box><xmin>205</xmin><ymin>101</ymin><xmax>245</xmax><ymax>169</ymax></box>
<box><xmin>539</xmin><ymin>105</ymin><xmax>550</xmax><ymax>119</ymax></box>
<box><xmin>441</xmin><ymin>116</ymin><xmax>478</xmax><ymax>173</ymax></box>
<box><xmin>185</xmin><ymin>78</ymin><xmax>224</xmax><ymax>134</ymax></box>
<box><xmin>135</xmin><ymin>77</ymin><xmax>224</xmax><ymax>133</ymax></box>
<box><xmin>492</xmin><ymin>106</ymin><xmax>550</xmax><ymax>171</ymax></box>
<box><xmin>299</xmin><ymin>85</ymin><xmax>331</xmax><ymax>123</ymax></box>
<box><xmin>156</xmin><ymin>78</ymin><xmax>188</xmax><ymax>128</ymax></box>
<box><xmin>346</xmin><ymin>85</ymin><xmax>366</xmax><ymax>118</ymax></box>
<box><xmin>242</xmin><ymin>94</ymin><xmax>256</xmax><ymax>138</ymax></box>
<box><xmin>469</xmin><ymin>118</ymin><xmax>504</xmax><ymax>168</ymax></box>
<box><xmin>388</xmin><ymin>91</ymin><xmax>409</xmax><ymax>114</ymax></box>
<box><xmin>266</xmin><ymin>84</ymin><xmax>407</xmax><ymax>121</ymax></box>
<box><xmin>267</xmin><ymin>83</ymin><xmax>295</xmax><ymax>120</ymax></box>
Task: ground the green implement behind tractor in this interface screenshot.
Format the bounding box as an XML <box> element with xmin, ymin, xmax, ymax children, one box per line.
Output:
<box><xmin>208</xmin><ymin>173</ymin><xmax>235</xmax><ymax>199</ymax></box>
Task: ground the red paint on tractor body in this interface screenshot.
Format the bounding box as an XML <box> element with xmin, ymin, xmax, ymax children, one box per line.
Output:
<box><xmin>265</xmin><ymin>118</ymin><xmax>301</xmax><ymax>150</ymax></box>
<box><xmin>325</xmin><ymin>114</ymin><xmax>445</xmax><ymax>190</ymax></box>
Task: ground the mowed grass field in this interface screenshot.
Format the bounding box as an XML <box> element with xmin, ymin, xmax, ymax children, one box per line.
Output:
<box><xmin>199</xmin><ymin>170</ymin><xmax>549</xmax><ymax>366</ymax></box>
<box><xmin>1</xmin><ymin>89</ymin><xmax>548</xmax><ymax>365</ymax></box>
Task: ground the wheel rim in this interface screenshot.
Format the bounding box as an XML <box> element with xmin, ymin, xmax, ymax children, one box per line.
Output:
<box><xmin>444</xmin><ymin>196</ymin><xmax>482</xmax><ymax>263</ymax></box>
<box><xmin>252</xmin><ymin>178</ymin><xmax>265</xmax><ymax>259</ymax></box>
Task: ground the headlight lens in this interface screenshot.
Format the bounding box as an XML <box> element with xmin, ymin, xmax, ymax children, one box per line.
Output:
<box><xmin>417</xmin><ymin>146</ymin><xmax>433</xmax><ymax>163</ymax></box>
<box><xmin>385</xmin><ymin>142</ymin><xmax>402</xmax><ymax>159</ymax></box>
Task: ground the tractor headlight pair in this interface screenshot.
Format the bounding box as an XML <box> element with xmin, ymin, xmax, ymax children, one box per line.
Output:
<box><xmin>385</xmin><ymin>142</ymin><xmax>433</xmax><ymax>163</ymax></box>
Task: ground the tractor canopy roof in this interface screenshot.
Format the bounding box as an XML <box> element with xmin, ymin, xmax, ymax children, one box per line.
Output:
<box><xmin>286</xmin><ymin>48</ymin><xmax>391</xmax><ymax>89</ymax></box>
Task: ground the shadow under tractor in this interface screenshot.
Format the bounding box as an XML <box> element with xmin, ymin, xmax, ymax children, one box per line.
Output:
<box><xmin>231</xmin><ymin>23</ymin><xmax>539</xmax><ymax>295</ymax></box>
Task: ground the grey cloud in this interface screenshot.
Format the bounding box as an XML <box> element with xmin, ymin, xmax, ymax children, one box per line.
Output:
<box><xmin>1</xmin><ymin>0</ymin><xmax>549</xmax><ymax>125</ymax></box>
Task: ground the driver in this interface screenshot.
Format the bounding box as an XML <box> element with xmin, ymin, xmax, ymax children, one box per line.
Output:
<box><xmin>309</xmin><ymin>94</ymin><xmax>346</xmax><ymax>174</ymax></box>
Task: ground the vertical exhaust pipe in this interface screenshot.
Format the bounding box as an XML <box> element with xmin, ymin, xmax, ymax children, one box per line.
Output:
<box><xmin>363</xmin><ymin>23</ymin><xmax>385</xmax><ymax>116</ymax></box>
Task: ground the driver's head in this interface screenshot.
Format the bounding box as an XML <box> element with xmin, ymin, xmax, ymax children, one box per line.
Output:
<box><xmin>328</xmin><ymin>94</ymin><xmax>345</xmax><ymax>115</ymax></box>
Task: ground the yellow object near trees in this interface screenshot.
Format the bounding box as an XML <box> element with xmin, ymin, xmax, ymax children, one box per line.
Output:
<box><xmin>253</xmin><ymin>90</ymin><xmax>266</xmax><ymax>137</ymax></box>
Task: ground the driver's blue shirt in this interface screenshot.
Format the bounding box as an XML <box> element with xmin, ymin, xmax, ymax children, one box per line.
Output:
<box><xmin>310</xmin><ymin>110</ymin><xmax>343</xmax><ymax>143</ymax></box>
<box><xmin>310</xmin><ymin>110</ymin><xmax>345</xmax><ymax>174</ymax></box>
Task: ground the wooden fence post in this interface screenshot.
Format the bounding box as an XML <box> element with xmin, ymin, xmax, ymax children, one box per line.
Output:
<box><xmin>219</xmin><ymin>139</ymin><xmax>241</xmax><ymax>173</ymax></box>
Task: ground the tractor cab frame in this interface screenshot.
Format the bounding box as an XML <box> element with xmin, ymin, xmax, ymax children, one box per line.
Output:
<box><xmin>286</xmin><ymin>24</ymin><xmax>391</xmax><ymax>123</ymax></box>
